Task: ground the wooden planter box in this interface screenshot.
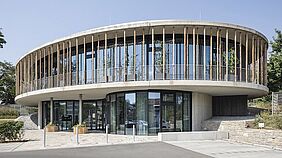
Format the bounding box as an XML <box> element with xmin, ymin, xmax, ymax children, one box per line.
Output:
<box><xmin>46</xmin><ymin>125</ymin><xmax>58</xmax><ymax>132</ymax></box>
<box><xmin>73</xmin><ymin>126</ymin><xmax>88</xmax><ymax>134</ymax></box>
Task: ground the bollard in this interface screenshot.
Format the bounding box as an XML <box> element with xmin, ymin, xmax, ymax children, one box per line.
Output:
<box><xmin>106</xmin><ymin>124</ymin><xmax>109</xmax><ymax>144</ymax></box>
<box><xmin>133</xmin><ymin>125</ymin><xmax>135</xmax><ymax>142</ymax></box>
<box><xmin>76</xmin><ymin>126</ymin><xmax>79</xmax><ymax>145</ymax></box>
<box><xmin>43</xmin><ymin>127</ymin><xmax>46</xmax><ymax>148</ymax></box>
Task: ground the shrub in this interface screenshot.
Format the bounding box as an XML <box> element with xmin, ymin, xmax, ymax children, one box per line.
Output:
<box><xmin>0</xmin><ymin>121</ymin><xmax>24</xmax><ymax>142</ymax></box>
<box><xmin>0</xmin><ymin>107</ymin><xmax>19</xmax><ymax>119</ymax></box>
<box><xmin>254</xmin><ymin>111</ymin><xmax>282</xmax><ymax>129</ymax></box>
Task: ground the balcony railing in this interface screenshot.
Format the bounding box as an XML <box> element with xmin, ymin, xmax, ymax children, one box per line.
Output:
<box><xmin>20</xmin><ymin>64</ymin><xmax>257</xmax><ymax>94</ymax></box>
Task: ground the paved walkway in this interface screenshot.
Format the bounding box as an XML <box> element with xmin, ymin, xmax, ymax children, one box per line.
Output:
<box><xmin>0</xmin><ymin>130</ymin><xmax>157</xmax><ymax>152</ymax></box>
<box><xmin>0</xmin><ymin>142</ymin><xmax>211</xmax><ymax>158</ymax></box>
<box><xmin>167</xmin><ymin>140</ymin><xmax>282</xmax><ymax>158</ymax></box>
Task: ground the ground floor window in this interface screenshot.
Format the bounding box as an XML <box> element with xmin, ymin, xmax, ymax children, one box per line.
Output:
<box><xmin>106</xmin><ymin>90</ymin><xmax>192</xmax><ymax>135</ymax></box>
<box><xmin>41</xmin><ymin>90</ymin><xmax>192</xmax><ymax>135</ymax></box>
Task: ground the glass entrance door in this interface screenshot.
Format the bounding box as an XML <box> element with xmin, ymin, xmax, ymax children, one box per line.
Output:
<box><xmin>161</xmin><ymin>93</ymin><xmax>175</xmax><ymax>132</ymax></box>
<box><xmin>82</xmin><ymin>100</ymin><xmax>105</xmax><ymax>131</ymax></box>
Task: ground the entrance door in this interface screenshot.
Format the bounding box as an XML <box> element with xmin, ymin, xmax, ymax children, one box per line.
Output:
<box><xmin>82</xmin><ymin>100</ymin><xmax>105</xmax><ymax>131</ymax></box>
<box><xmin>161</xmin><ymin>92</ymin><xmax>176</xmax><ymax>132</ymax></box>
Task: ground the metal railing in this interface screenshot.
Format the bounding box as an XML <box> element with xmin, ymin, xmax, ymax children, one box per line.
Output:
<box><xmin>20</xmin><ymin>64</ymin><xmax>256</xmax><ymax>94</ymax></box>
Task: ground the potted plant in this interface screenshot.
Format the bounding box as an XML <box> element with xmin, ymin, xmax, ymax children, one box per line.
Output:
<box><xmin>45</xmin><ymin>122</ymin><xmax>58</xmax><ymax>132</ymax></box>
<box><xmin>73</xmin><ymin>123</ymin><xmax>88</xmax><ymax>134</ymax></box>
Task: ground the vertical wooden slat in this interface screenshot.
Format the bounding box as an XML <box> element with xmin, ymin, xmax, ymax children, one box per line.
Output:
<box><xmin>225</xmin><ymin>29</ymin><xmax>228</xmax><ymax>81</ymax></box>
<box><xmin>216</xmin><ymin>29</ymin><xmax>219</xmax><ymax>81</ymax></box>
<box><xmin>76</xmin><ymin>38</ymin><xmax>79</xmax><ymax>84</ymax></box>
<box><xmin>92</xmin><ymin>35</ymin><xmax>94</xmax><ymax>83</ymax></box>
<box><xmin>239</xmin><ymin>32</ymin><xmax>242</xmax><ymax>82</ymax></box>
<box><xmin>210</xmin><ymin>28</ymin><xmax>213</xmax><ymax>80</ymax></box>
<box><xmin>152</xmin><ymin>28</ymin><xmax>154</xmax><ymax>80</ymax></box>
<box><xmin>84</xmin><ymin>36</ymin><xmax>86</xmax><ymax>84</ymax></box>
<box><xmin>245</xmin><ymin>34</ymin><xmax>248</xmax><ymax>82</ymax></box>
<box><xmin>203</xmin><ymin>27</ymin><xmax>206</xmax><ymax>80</ymax></box>
<box><xmin>192</xmin><ymin>28</ymin><xmax>195</xmax><ymax>80</ymax></box>
<box><xmin>184</xmin><ymin>27</ymin><xmax>187</xmax><ymax>80</ymax></box>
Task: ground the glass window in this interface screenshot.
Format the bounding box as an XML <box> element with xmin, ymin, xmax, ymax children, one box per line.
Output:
<box><xmin>161</xmin><ymin>92</ymin><xmax>175</xmax><ymax>132</ymax></box>
<box><xmin>165</xmin><ymin>34</ymin><xmax>173</xmax><ymax>80</ymax></box>
<box><xmin>71</xmin><ymin>47</ymin><xmax>76</xmax><ymax>85</ymax></box>
<box><xmin>136</xmin><ymin>36</ymin><xmax>143</xmax><ymax>81</ymax></box>
<box><xmin>183</xmin><ymin>93</ymin><xmax>191</xmax><ymax>131</ymax></box>
<box><xmin>110</xmin><ymin>94</ymin><xmax>116</xmax><ymax>133</ymax></box>
<box><xmin>154</xmin><ymin>35</ymin><xmax>163</xmax><ymax>80</ymax></box>
<box><xmin>107</xmin><ymin>39</ymin><xmax>115</xmax><ymax>82</ymax></box>
<box><xmin>126</xmin><ymin>37</ymin><xmax>134</xmax><ymax>81</ymax></box>
<box><xmin>116</xmin><ymin>93</ymin><xmax>125</xmax><ymax>134</ymax></box>
<box><xmin>42</xmin><ymin>101</ymin><xmax>50</xmax><ymax>127</ymax></box>
<box><xmin>78</xmin><ymin>45</ymin><xmax>84</xmax><ymax>84</ymax></box>
<box><xmin>175</xmin><ymin>34</ymin><xmax>184</xmax><ymax>80</ymax></box>
<box><xmin>176</xmin><ymin>93</ymin><xmax>183</xmax><ymax>131</ymax></box>
<box><xmin>148</xmin><ymin>92</ymin><xmax>160</xmax><ymax>135</ymax></box>
<box><xmin>136</xmin><ymin>92</ymin><xmax>148</xmax><ymax>135</ymax></box>
<box><xmin>86</xmin><ymin>43</ymin><xmax>92</xmax><ymax>84</ymax></box>
<box><xmin>115</xmin><ymin>38</ymin><xmax>124</xmax><ymax>82</ymax></box>
<box><xmin>125</xmin><ymin>93</ymin><xmax>136</xmax><ymax>134</ymax></box>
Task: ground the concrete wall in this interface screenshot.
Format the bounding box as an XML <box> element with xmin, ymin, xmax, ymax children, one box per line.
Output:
<box><xmin>192</xmin><ymin>92</ymin><xmax>212</xmax><ymax>131</ymax></box>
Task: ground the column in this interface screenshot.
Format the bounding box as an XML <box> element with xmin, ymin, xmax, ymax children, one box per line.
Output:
<box><xmin>173</xmin><ymin>28</ymin><xmax>176</xmax><ymax>79</ymax></box>
<box><xmin>257</xmin><ymin>38</ymin><xmax>260</xmax><ymax>84</ymax></box>
<box><xmin>69</xmin><ymin>41</ymin><xmax>72</xmax><ymax>86</ymax></box>
<box><xmin>152</xmin><ymin>28</ymin><xmax>155</xmax><ymax>80</ymax></box>
<box><xmin>239</xmin><ymin>32</ymin><xmax>242</xmax><ymax>81</ymax></box>
<box><xmin>264</xmin><ymin>43</ymin><xmax>267</xmax><ymax>86</ymax></box>
<box><xmin>134</xmin><ymin>29</ymin><xmax>136</xmax><ymax>80</ymax></box>
<box><xmin>196</xmin><ymin>28</ymin><xmax>199</xmax><ymax>79</ymax></box>
<box><xmin>38</xmin><ymin>101</ymin><xmax>42</xmax><ymax>129</ymax></box>
<box><xmin>76</xmin><ymin>38</ymin><xmax>79</xmax><ymax>84</ymax></box>
<box><xmin>57</xmin><ymin>44</ymin><xmax>60</xmax><ymax>87</ymax></box>
<box><xmin>225</xmin><ymin>29</ymin><xmax>228</xmax><ymax>81</ymax></box>
<box><xmin>142</xmin><ymin>30</ymin><xmax>145</xmax><ymax>80</ymax></box>
<box><xmin>192</xmin><ymin>28</ymin><xmax>196</xmax><ymax>80</ymax></box>
<box><xmin>203</xmin><ymin>27</ymin><xmax>206</xmax><ymax>80</ymax></box>
<box><xmin>92</xmin><ymin>35</ymin><xmax>95</xmax><ymax>83</ymax></box>
<box><xmin>84</xmin><ymin>36</ymin><xmax>86</xmax><ymax>84</ymax></box>
<box><xmin>252</xmin><ymin>36</ymin><xmax>255</xmax><ymax>82</ymax></box>
<box><xmin>79</xmin><ymin>94</ymin><xmax>83</xmax><ymax>125</ymax></box>
<box><xmin>114</xmin><ymin>33</ymin><xmax>117</xmax><ymax>82</ymax></box>
<box><xmin>62</xmin><ymin>42</ymin><xmax>65</xmax><ymax>86</ymax></box>
<box><xmin>105</xmin><ymin>33</ymin><xmax>107</xmax><ymax>82</ymax></box>
<box><xmin>260</xmin><ymin>40</ymin><xmax>264</xmax><ymax>84</ymax></box>
<box><xmin>245</xmin><ymin>34</ymin><xmax>248</xmax><ymax>82</ymax></box>
<box><xmin>184</xmin><ymin>27</ymin><xmax>187</xmax><ymax>79</ymax></box>
<box><xmin>35</xmin><ymin>51</ymin><xmax>38</xmax><ymax>89</ymax></box>
<box><xmin>234</xmin><ymin>31</ymin><xmax>237</xmax><ymax>82</ymax></box>
<box><xmin>210</xmin><ymin>28</ymin><xmax>213</xmax><ymax>80</ymax></box>
<box><xmin>163</xmin><ymin>27</ymin><xmax>166</xmax><ymax>79</ymax></box>
<box><xmin>51</xmin><ymin>46</ymin><xmax>54</xmax><ymax>87</ymax></box>
<box><xmin>50</xmin><ymin>97</ymin><xmax>53</xmax><ymax>123</ymax></box>
<box><xmin>48</xmin><ymin>47</ymin><xmax>51</xmax><ymax>88</ymax></box>
<box><xmin>124</xmin><ymin>30</ymin><xmax>127</xmax><ymax>81</ymax></box>
<box><xmin>216</xmin><ymin>29</ymin><xmax>219</xmax><ymax>81</ymax></box>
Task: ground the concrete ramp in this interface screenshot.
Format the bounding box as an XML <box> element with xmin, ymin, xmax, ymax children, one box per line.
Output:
<box><xmin>158</xmin><ymin>131</ymin><xmax>229</xmax><ymax>141</ymax></box>
<box><xmin>15</xmin><ymin>113</ymin><xmax>38</xmax><ymax>130</ymax></box>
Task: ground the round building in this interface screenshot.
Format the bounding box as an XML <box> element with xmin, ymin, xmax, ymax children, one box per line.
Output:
<box><xmin>15</xmin><ymin>20</ymin><xmax>268</xmax><ymax>135</ymax></box>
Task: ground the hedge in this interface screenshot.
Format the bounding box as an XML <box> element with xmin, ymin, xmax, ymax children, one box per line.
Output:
<box><xmin>0</xmin><ymin>121</ymin><xmax>24</xmax><ymax>142</ymax></box>
<box><xmin>0</xmin><ymin>107</ymin><xmax>19</xmax><ymax>119</ymax></box>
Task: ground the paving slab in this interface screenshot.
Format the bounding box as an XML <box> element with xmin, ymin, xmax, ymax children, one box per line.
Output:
<box><xmin>167</xmin><ymin>140</ymin><xmax>282</xmax><ymax>158</ymax></box>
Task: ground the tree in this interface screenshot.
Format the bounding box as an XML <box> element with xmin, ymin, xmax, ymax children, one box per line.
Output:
<box><xmin>0</xmin><ymin>29</ymin><xmax>7</xmax><ymax>48</ymax></box>
<box><xmin>0</xmin><ymin>61</ymin><xmax>15</xmax><ymax>104</ymax></box>
<box><xmin>268</xmin><ymin>29</ymin><xmax>282</xmax><ymax>93</ymax></box>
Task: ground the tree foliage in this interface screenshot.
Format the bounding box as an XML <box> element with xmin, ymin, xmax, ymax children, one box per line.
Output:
<box><xmin>0</xmin><ymin>29</ymin><xmax>7</xmax><ymax>48</ymax></box>
<box><xmin>268</xmin><ymin>29</ymin><xmax>282</xmax><ymax>92</ymax></box>
<box><xmin>0</xmin><ymin>61</ymin><xmax>15</xmax><ymax>104</ymax></box>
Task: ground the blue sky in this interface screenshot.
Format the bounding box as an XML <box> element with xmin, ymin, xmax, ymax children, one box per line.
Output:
<box><xmin>1</xmin><ymin>0</ymin><xmax>281</xmax><ymax>64</ymax></box>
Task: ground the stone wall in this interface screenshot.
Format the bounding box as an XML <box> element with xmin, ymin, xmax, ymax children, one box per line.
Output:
<box><xmin>202</xmin><ymin>116</ymin><xmax>282</xmax><ymax>149</ymax></box>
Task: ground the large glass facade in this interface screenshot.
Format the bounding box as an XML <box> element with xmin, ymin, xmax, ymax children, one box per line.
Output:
<box><xmin>105</xmin><ymin>90</ymin><xmax>191</xmax><ymax>135</ymax></box>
